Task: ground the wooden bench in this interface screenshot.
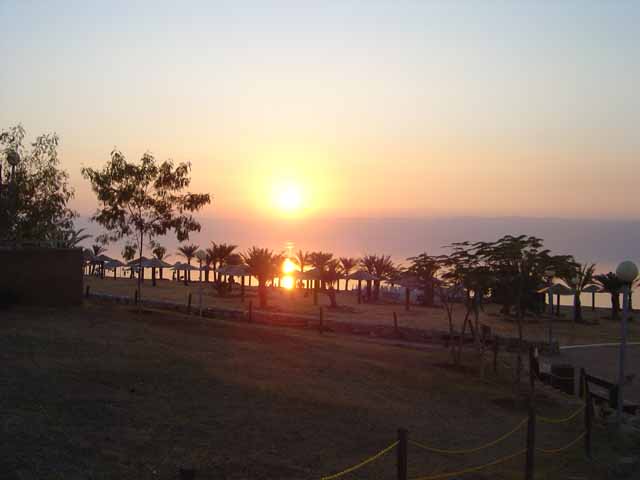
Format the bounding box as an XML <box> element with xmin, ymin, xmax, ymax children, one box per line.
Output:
<box><xmin>580</xmin><ymin>369</ymin><xmax>638</xmax><ymax>415</ymax></box>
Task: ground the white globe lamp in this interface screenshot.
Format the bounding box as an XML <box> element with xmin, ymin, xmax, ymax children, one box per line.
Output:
<box><xmin>616</xmin><ymin>261</ymin><xmax>638</xmax><ymax>283</ymax></box>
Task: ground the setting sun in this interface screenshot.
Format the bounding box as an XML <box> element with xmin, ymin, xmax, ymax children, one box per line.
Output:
<box><xmin>275</xmin><ymin>183</ymin><xmax>303</xmax><ymax>214</ymax></box>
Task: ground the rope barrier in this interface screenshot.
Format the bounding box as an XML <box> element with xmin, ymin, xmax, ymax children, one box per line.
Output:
<box><xmin>409</xmin><ymin>418</ymin><xmax>527</xmax><ymax>455</ymax></box>
<box><xmin>409</xmin><ymin>449</ymin><xmax>526</xmax><ymax>480</ymax></box>
<box><xmin>538</xmin><ymin>405</ymin><xmax>585</xmax><ymax>424</ymax></box>
<box><xmin>319</xmin><ymin>441</ymin><xmax>398</xmax><ymax>480</ymax></box>
<box><xmin>536</xmin><ymin>431</ymin><xmax>586</xmax><ymax>454</ymax></box>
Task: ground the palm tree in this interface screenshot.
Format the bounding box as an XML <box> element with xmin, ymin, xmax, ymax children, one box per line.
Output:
<box><xmin>91</xmin><ymin>243</ymin><xmax>108</xmax><ymax>277</ymax></box>
<box><xmin>309</xmin><ymin>251</ymin><xmax>334</xmax><ymax>290</ymax></box>
<box><xmin>360</xmin><ymin>254</ymin><xmax>377</xmax><ymax>300</ymax></box>
<box><xmin>208</xmin><ymin>242</ymin><xmax>238</xmax><ymax>281</ymax></box>
<box><xmin>322</xmin><ymin>259</ymin><xmax>342</xmax><ymax>307</ymax></box>
<box><xmin>150</xmin><ymin>241</ymin><xmax>169</xmax><ymax>281</ymax></box>
<box><xmin>560</xmin><ymin>262</ymin><xmax>595</xmax><ymax>323</ymax></box>
<box><xmin>177</xmin><ymin>244</ymin><xmax>199</xmax><ymax>284</ymax></box>
<box><xmin>122</xmin><ymin>243</ymin><xmax>137</xmax><ymax>279</ymax></box>
<box><xmin>204</xmin><ymin>244</ymin><xmax>218</xmax><ymax>283</ymax></box>
<box><xmin>594</xmin><ymin>272</ymin><xmax>624</xmax><ymax>320</ymax></box>
<box><xmin>242</xmin><ymin>247</ymin><xmax>277</xmax><ymax>308</ymax></box>
<box><xmin>293</xmin><ymin>250</ymin><xmax>311</xmax><ymax>288</ymax></box>
<box><xmin>339</xmin><ymin>257</ymin><xmax>359</xmax><ymax>291</ymax></box>
<box><xmin>56</xmin><ymin>227</ymin><xmax>92</xmax><ymax>248</ymax></box>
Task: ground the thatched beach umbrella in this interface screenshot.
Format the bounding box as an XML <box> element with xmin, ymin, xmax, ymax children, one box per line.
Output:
<box><xmin>172</xmin><ymin>262</ymin><xmax>200</xmax><ymax>285</ymax></box>
<box><xmin>583</xmin><ymin>284</ymin><xmax>602</xmax><ymax>311</ymax></box>
<box><xmin>397</xmin><ymin>274</ymin><xmax>422</xmax><ymax>311</ymax></box>
<box><xmin>218</xmin><ymin>264</ymin><xmax>251</xmax><ymax>301</ymax></box>
<box><xmin>104</xmin><ymin>259</ymin><xmax>125</xmax><ymax>279</ymax></box>
<box><xmin>348</xmin><ymin>270</ymin><xmax>379</xmax><ymax>304</ymax></box>
<box><xmin>539</xmin><ymin>283</ymin><xmax>574</xmax><ymax>316</ymax></box>
<box><xmin>141</xmin><ymin>258</ymin><xmax>172</xmax><ymax>286</ymax></box>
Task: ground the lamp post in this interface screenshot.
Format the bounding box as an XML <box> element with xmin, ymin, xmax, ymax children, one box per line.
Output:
<box><xmin>0</xmin><ymin>149</ymin><xmax>20</xmax><ymax>240</ymax></box>
<box><xmin>544</xmin><ymin>269</ymin><xmax>555</xmax><ymax>344</ymax></box>
<box><xmin>615</xmin><ymin>260</ymin><xmax>638</xmax><ymax>425</ymax></box>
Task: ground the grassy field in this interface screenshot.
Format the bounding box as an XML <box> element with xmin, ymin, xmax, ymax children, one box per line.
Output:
<box><xmin>86</xmin><ymin>276</ymin><xmax>640</xmax><ymax>346</ymax></box>
<box><xmin>1</xmin><ymin>301</ymin><xmax>624</xmax><ymax>479</ymax></box>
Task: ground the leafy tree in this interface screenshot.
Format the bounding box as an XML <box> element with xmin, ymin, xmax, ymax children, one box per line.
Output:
<box><xmin>242</xmin><ymin>247</ymin><xmax>278</xmax><ymax>308</ymax></box>
<box><xmin>339</xmin><ymin>257</ymin><xmax>359</xmax><ymax>290</ymax></box>
<box><xmin>1</xmin><ymin>125</ymin><xmax>77</xmax><ymax>242</ymax></box>
<box><xmin>82</xmin><ymin>150</ymin><xmax>210</xmax><ymax>302</ymax></box>
<box><xmin>406</xmin><ymin>253</ymin><xmax>440</xmax><ymax>306</ymax></box>
<box><xmin>177</xmin><ymin>244</ymin><xmax>199</xmax><ymax>284</ymax></box>
<box><xmin>560</xmin><ymin>262</ymin><xmax>596</xmax><ymax>323</ymax></box>
<box><xmin>594</xmin><ymin>272</ymin><xmax>624</xmax><ymax>320</ymax></box>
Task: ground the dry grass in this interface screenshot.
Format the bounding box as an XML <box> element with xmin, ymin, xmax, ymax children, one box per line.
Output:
<box><xmin>86</xmin><ymin>276</ymin><xmax>640</xmax><ymax>346</ymax></box>
<box><xmin>0</xmin><ymin>301</ymin><xmax>619</xmax><ymax>479</ymax></box>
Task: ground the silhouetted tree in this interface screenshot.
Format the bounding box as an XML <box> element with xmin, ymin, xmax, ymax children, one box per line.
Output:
<box><xmin>82</xmin><ymin>150</ymin><xmax>210</xmax><ymax>304</ymax></box>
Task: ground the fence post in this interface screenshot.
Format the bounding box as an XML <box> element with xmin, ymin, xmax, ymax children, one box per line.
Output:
<box><xmin>583</xmin><ymin>368</ymin><xmax>592</xmax><ymax>459</ymax></box>
<box><xmin>248</xmin><ymin>300</ymin><xmax>253</xmax><ymax>323</ymax></box>
<box><xmin>187</xmin><ymin>292</ymin><xmax>192</xmax><ymax>315</ymax></box>
<box><xmin>397</xmin><ymin>428</ymin><xmax>408</xmax><ymax>480</ymax></box>
<box><xmin>393</xmin><ymin>312</ymin><xmax>399</xmax><ymax>337</ymax></box>
<box><xmin>319</xmin><ymin>307</ymin><xmax>324</xmax><ymax>334</ymax></box>
<box><xmin>529</xmin><ymin>345</ymin><xmax>536</xmax><ymax>394</ymax></box>
<box><xmin>525</xmin><ymin>404</ymin><xmax>536</xmax><ymax>480</ymax></box>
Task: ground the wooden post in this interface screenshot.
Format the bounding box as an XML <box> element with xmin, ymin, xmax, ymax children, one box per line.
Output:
<box><xmin>525</xmin><ymin>404</ymin><xmax>536</xmax><ymax>480</ymax></box>
<box><xmin>493</xmin><ymin>337</ymin><xmax>499</xmax><ymax>373</ymax></box>
<box><xmin>582</xmin><ymin>368</ymin><xmax>593</xmax><ymax>458</ymax></box>
<box><xmin>313</xmin><ymin>281</ymin><xmax>318</xmax><ymax>306</ymax></box>
<box><xmin>241</xmin><ymin>276</ymin><xmax>246</xmax><ymax>303</ymax></box>
<box><xmin>357</xmin><ymin>280</ymin><xmax>362</xmax><ymax>304</ymax></box>
<box><xmin>319</xmin><ymin>307</ymin><xmax>324</xmax><ymax>334</ymax></box>
<box><xmin>248</xmin><ymin>300</ymin><xmax>253</xmax><ymax>323</ymax></box>
<box><xmin>134</xmin><ymin>289</ymin><xmax>138</xmax><ymax>305</ymax></box>
<box><xmin>405</xmin><ymin>287</ymin><xmax>410</xmax><ymax>312</ymax></box>
<box><xmin>397</xmin><ymin>428</ymin><xmax>408</xmax><ymax>480</ymax></box>
<box><xmin>187</xmin><ymin>292</ymin><xmax>192</xmax><ymax>315</ymax></box>
<box><xmin>529</xmin><ymin>345</ymin><xmax>536</xmax><ymax>394</ymax></box>
<box><xmin>393</xmin><ymin>311</ymin><xmax>399</xmax><ymax>337</ymax></box>
<box><xmin>85</xmin><ymin>285</ymin><xmax>90</xmax><ymax>298</ymax></box>
<box><xmin>555</xmin><ymin>293</ymin><xmax>560</xmax><ymax>316</ymax></box>
<box><xmin>591</xmin><ymin>292</ymin><xmax>596</xmax><ymax>312</ymax></box>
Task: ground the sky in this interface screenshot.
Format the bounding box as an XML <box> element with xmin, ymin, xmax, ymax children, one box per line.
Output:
<box><xmin>1</xmin><ymin>1</ymin><xmax>640</xmax><ymax>255</ymax></box>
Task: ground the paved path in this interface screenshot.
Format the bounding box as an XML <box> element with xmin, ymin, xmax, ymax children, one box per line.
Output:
<box><xmin>556</xmin><ymin>344</ymin><xmax>640</xmax><ymax>402</ymax></box>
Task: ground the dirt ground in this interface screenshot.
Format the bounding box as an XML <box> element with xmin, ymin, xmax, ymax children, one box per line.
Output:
<box><xmin>1</xmin><ymin>302</ymin><xmax>622</xmax><ymax>479</ymax></box>
<box><xmin>86</xmin><ymin>276</ymin><xmax>640</xmax><ymax>347</ymax></box>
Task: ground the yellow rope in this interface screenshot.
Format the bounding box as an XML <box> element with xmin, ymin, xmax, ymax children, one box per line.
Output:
<box><xmin>536</xmin><ymin>431</ymin><xmax>586</xmax><ymax>454</ymax></box>
<box><xmin>409</xmin><ymin>449</ymin><xmax>526</xmax><ymax>480</ymax></box>
<box><xmin>320</xmin><ymin>441</ymin><xmax>398</xmax><ymax>480</ymax></box>
<box><xmin>538</xmin><ymin>405</ymin><xmax>585</xmax><ymax>424</ymax></box>
<box><xmin>409</xmin><ymin>418</ymin><xmax>527</xmax><ymax>455</ymax></box>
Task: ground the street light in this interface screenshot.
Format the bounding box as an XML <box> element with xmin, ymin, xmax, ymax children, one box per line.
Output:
<box><xmin>615</xmin><ymin>260</ymin><xmax>638</xmax><ymax>425</ymax></box>
<box><xmin>1</xmin><ymin>149</ymin><xmax>21</xmax><ymax>240</ymax></box>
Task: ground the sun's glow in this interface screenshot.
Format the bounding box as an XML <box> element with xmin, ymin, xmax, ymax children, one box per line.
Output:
<box><xmin>283</xmin><ymin>258</ymin><xmax>296</xmax><ymax>273</ymax></box>
<box><xmin>276</xmin><ymin>183</ymin><xmax>303</xmax><ymax>213</ymax></box>
<box><xmin>281</xmin><ymin>276</ymin><xmax>295</xmax><ymax>289</ymax></box>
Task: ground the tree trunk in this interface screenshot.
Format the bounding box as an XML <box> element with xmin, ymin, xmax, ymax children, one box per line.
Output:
<box><xmin>258</xmin><ymin>280</ymin><xmax>267</xmax><ymax>308</ymax></box>
<box><xmin>328</xmin><ymin>287</ymin><xmax>337</xmax><ymax>308</ymax></box>
<box><xmin>137</xmin><ymin>228</ymin><xmax>144</xmax><ymax>310</ymax></box>
<box><xmin>574</xmin><ymin>293</ymin><xmax>582</xmax><ymax>323</ymax></box>
<box><xmin>612</xmin><ymin>293</ymin><xmax>620</xmax><ymax>320</ymax></box>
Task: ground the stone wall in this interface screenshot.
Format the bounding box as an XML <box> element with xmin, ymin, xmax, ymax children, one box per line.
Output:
<box><xmin>0</xmin><ymin>248</ymin><xmax>83</xmax><ymax>306</ymax></box>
